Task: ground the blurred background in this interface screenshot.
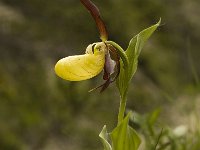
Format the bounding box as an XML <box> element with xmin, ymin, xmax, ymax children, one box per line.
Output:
<box><xmin>0</xmin><ymin>0</ymin><xmax>200</xmax><ymax>149</ymax></box>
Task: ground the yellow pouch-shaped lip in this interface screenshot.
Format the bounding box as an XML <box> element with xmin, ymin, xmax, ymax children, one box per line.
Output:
<box><xmin>55</xmin><ymin>53</ymin><xmax>105</xmax><ymax>81</ymax></box>
<box><xmin>55</xmin><ymin>42</ymin><xmax>106</xmax><ymax>81</ymax></box>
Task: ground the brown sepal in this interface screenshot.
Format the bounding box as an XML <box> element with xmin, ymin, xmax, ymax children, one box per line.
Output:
<box><xmin>80</xmin><ymin>0</ymin><xmax>108</xmax><ymax>41</ymax></box>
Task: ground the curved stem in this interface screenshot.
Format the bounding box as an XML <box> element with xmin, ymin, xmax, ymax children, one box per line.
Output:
<box><xmin>105</xmin><ymin>41</ymin><xmax>129</xmax><ymax>69</ymax></box>
<box><xmin>105</xmin><ymin>41</ymin><xmax>129</xmax><ymax>125</ymax></box>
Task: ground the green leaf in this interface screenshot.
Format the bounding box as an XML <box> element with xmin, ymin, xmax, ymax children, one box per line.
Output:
<box><xmin>116</xmin><ymin>61</ymin><xmax>129</xmax><ymax>97</ymax></box>
<box><xmin>126</xmin><ymin>19</ymin><xmax>161</xmax><ymax>81</ymax></box>
<box><xmin>117</xmin><ymin>19</ymin><xmax>161</xmax><ymax>97</ymax></box>
<box><xmin>111</xmin><ymin>113</ymin><xmax>141</xmax><ymax>150</ymax></box>
<box><xmin>99</xmin><ymin>125</ymin><xmax>112</xmax><ymax>150</ymax></box>
<box><xmin>147</xmin><ymin>108</ymin><xmax>160</xmax><ymax>126</ymax></box>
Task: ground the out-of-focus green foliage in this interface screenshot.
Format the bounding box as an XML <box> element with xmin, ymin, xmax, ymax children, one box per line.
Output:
<box><xmin>130</xmin><ymin>109</ymin><xmax>200</xmax><ymax>150</ymax></box>
<box><xmin>0</xmin><ymin>0</ymin><xmax>200</xmax><ymax>149</ymax></box>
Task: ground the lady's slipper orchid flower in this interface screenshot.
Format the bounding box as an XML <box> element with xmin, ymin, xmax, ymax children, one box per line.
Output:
<box><xmin>55</xmin><ymin>42</ymin><xmax>120</xmax><ymax>92</ymax></box>
<box><xmin>55</xmin><ymin>0</ymin><xmax>122</xmax><ymax>92</ymax></box>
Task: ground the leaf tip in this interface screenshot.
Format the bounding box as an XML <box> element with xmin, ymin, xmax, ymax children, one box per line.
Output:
<box><xmin>157</xmin><ymin>18</ymin><xmax>161</xmax><ymax>26</ymax></box>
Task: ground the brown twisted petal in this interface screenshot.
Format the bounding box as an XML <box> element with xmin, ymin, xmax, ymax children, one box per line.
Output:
<box><xmin>80</xmin><ymin>0</ymin><xmax>108</xmax><ymax>41</ymax></box>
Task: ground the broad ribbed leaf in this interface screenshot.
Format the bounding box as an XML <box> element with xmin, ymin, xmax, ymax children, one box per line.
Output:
<box><xmin>99</xmin><ymin>125</ymin><xmax>112</xmax><ymax>150</ymax></box>
<box><xmin>117</xmin><ymin>20</ymin><xmax>160</xmax><ymax>96</ymax></box>
<box><xmin>111</xmin><ymin>113</ymin><xmax>141</xmax><ymax>150</ymax></box>
<box><xmin>126</xmin><ymin>19</ymin><xmax>161</xmax><ymax>81</ymax></box>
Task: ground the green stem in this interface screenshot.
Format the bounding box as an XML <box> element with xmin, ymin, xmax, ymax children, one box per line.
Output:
<box><xmin>105</xmin><ymin>41</ymin><xmax>129</xmax><ymax>69</ymax></box>
<box><xmin>105</xmin><ymin>41</ymin><xmax>129</xmax><ymax>125</ymax></box>
<box><xmin>117</xmin><ymin>93</ymin><xmax>127</xmax><ymax>125</ymax></box>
